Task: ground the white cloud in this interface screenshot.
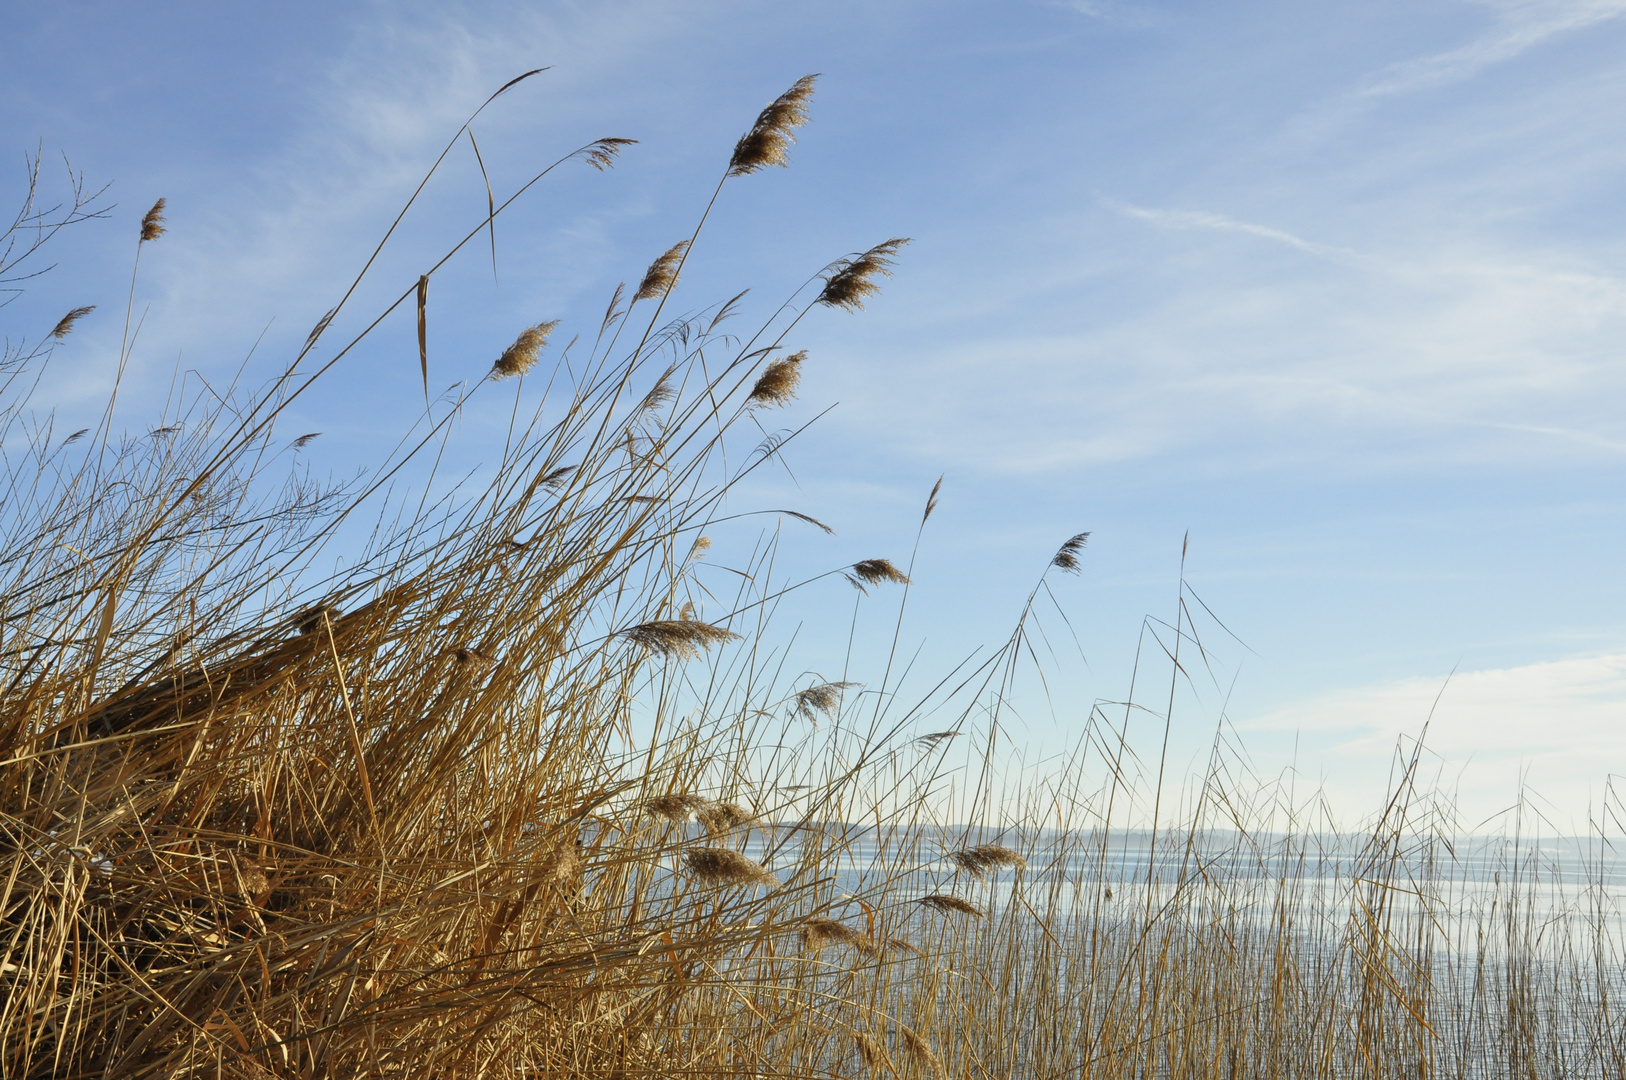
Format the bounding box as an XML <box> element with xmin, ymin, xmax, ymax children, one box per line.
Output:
<box><xmin>1108</xmin><ymin>201</ymin><xmax>1353</xmax><ymax>258</ymax></box>
<box><xmin>1240</xmin><ymin>653</ymin><xmax>1626</xmax><ymax>829</ymax></box>
<box><xmin>1358</xmin><ymin>0</ymin><xmax>1626</xmax><ymax>98</ymax></box>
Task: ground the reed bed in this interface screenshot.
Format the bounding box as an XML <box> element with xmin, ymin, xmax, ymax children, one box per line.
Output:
<box><xmin>2</xmin><ymin>77</ymin><xmax>1623</xmax><ymax>1079</ymax></box>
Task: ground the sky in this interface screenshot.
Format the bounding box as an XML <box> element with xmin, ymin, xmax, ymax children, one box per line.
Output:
<box><xmin>4</xmin><ymin>0</ymin><xmax>1626</xmax><ymax>830</ymax></box>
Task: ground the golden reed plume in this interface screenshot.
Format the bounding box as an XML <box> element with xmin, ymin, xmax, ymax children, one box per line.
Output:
<box><xmin>818</xmin><ymin>238</ymin><xmax>909</xmax><ymax>311</ymax></box>
<box><xmin>492</xmin><ymin>320</ymin><xmax>559</xmax><ymax>379</ymax></box>
<box><xmin>729</xmin><ymin>75</ymin><xmax>818</xmax><ymax>176</ymax></box>
<box><xmin>685</xmin><ymin>847</ymin><xmax>777</xmax><ymax>888</ymax></box>
<box><xmin>635</xmin><ymin>241</ymin><xmax>690</xmax><ymax>301</ymax></box>
<box><xmin>49</xmin><ymin>305</ymin><xmax>95</xmax><ymax>340</ymax></box>
<box><xmin>139</xmin><ymin>198</ymin><xmax>166</xmax><ymax>241</ymax></box>
<box><xmin>748</xmin><ymin>350</ymin><xmax>804</xmax><ymax>407</ymax></box>
<box><xmin>852</xmin><ymin>558</ymin><xmax>910</xmax><ymax>586</ymax></box>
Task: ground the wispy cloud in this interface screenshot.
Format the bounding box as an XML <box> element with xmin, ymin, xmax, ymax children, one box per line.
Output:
<box><xmin>1241</xmin><ymin>652</ymin><xmax>1626</xmax><ymax>827</ymax></box>
<box><xmin>1108</xmin><ymin>200</ymin><xmax>1353</xmax><ymax>258</ymax></box>
<box><xmin>1358</xmin><ymin>0</ymin><xmax>1626</xmax><ymax>98</ymax></box>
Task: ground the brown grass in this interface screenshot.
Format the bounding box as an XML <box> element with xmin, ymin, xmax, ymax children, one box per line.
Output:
<box><xmin>2</xmin><ymin>74</ymin><xmax>1621</xmax><ymax>1080</ymax></box>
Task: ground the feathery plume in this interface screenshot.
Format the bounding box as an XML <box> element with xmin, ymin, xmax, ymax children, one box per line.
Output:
<box><xmin>697</xmin><ymin>800</ymin><xmax>755</xmax><ymax>832</ymax></box>
<box><xmin>50</xmin><ymin>306</ymin><xmax>94</xmax><ymax>340</ymax></box>
<box><xmin>645</xmin><ymin>794</ymin><xmax>710</xmax><ymax>822</ymax></box>
<box><xmin>728</xmin><ymin>74</ymin><xmax>817</xmax><ymax>176</ymax></box>
<box><xmin>291</xmin><ymin>432</ymin><xmax>321</xmax><ymax>449</ymax></box>
<box><xmin>817</xmin><ymin>238</ymin><xmax>909</xmax><ymax>311</ymax></box>
<box><xmin>852</xmin><ymin>559</ymin><xmax>909</xmax><ymax>586</ymax></box>
<box><xmin>915</xmin><ymin>731</ymin><xmax>960</xmax><ymax>749</ymax></box>
<box><xmin>802</xmin><ymin>918</ymin><xmax>879</xmax><ymax>957</ymax></box>
<box><xmin>685</xmin><ymin>847</ymin><xmax>777</xmax><ymax>888</ymax></box>
<box><xmin>948</xmin><ymin>843</ymin><xmax>1027</xmax><ymax>878</ymax></box>
<box><xmin>635</xmin><ymin>241</ymin><xmax>690</xmax><ymax>301</ymax></box>
<box><xmin>620</xmin><ymin>619</ymin><xmax>739</xmax><ymax>660</ymax></box>
<box><xmin>688</xmin><ymin>535</ymin><xmax>711</xmax><ymax>559</ymax></box>
<box><xmin>795</xmin><ymin>680</ymin><xmax>860</xmax><ymax>723</ymax></box>
<box><xmin>915</xmin><ymin>894</ymin><xmax>985</xmax><ymax>918</ymax></box>
<box><xmin>923</xmin><ymin>474</ymin><xmax>943</xmax><ymax>523</ymax></box>
<box><xmin>492</xmin><ymin>320</ymin><xmax>559</xmax><ymax>379</ymax></box>
<box><xmin>578</xmin><ymin>137</ymin><xmax>637</xmax><ymax>171</ymax></box>
<box><xmin>898</xmin><ymin>1025</ymin><xmax>945</xmax><ymax>1080</ymax></box>
<box><xmin>855</xmin><ymin>1033</ymin><xmax>893</xmax><ymax>1074</ymax></box>
<box><xmin>139</xmin><ymin>198</ymin><xmax>166</xmax><ymax>242</ymax></box>
<box><xmin>540</xmin><ymin>464</ymin><xmax>575</xmax><ymax>489</ymax></box>
<box><xmin>748</xmin><ymin>350</ymin><xmax>804</xmax><ymax>407</ymax></box>
<box><xmin>1052</xmin><ymin>532</ymin><xmax>1091</xmax><ymax>573</ymax></box>
<box><xmin>450</xmin><ymin>646</ymin><xmax>494</xmax><ymax>666</ymax></box>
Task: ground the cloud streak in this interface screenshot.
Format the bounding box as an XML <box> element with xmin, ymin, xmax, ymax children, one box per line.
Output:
<box><xmin>1358</xmin><ymin>0</ymin><xmax>1626</xmax><ymax>98</ymax></box>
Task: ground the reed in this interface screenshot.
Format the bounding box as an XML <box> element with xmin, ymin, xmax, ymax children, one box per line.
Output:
<box><xmin>0</xmin><ymin>77</ymin><xmax>1621</xmax><ymax>1080</ymax></box>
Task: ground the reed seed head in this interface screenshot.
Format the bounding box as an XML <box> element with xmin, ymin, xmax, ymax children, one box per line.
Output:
<box><xmin>140</xmin><ymin>198</ymin><xmax>166</xmax><ymax>242</ymax></box>
<box><xmin>915</xmin><ymin>894</ymin><xmax>985</xmax><ymax>918</ymax></box>
<box><xmin>635</xmin><ymin>241</ymin><xmax>689</xmax><ymax>302</ymax></box>
<box><xmin>620</xmin><ymin>619</ymin><xmax>739</xmax><ymax>660</ymax></box>
<box><xmin>492</xmin><ymin>320</ymin><xmax>559</xmax><ymax>379</ymax></box>
<box><xmin>795</xmin><ymin>680</ymin><xmax>860</xmax><ymax>723</ymax></box>
<box><xmin>697</xmin><ymin>800</ymin><xmax>754</xmax><ymax>832</ymax></box>
<box><xmin>1052</xmin><ymin>532</ymin><xmax>1090</xmax><ymax>574</ymax></box>
<box><xmin>728</xmin><ymin>74</ymin><xmax>818</xmax><ymax>177</ymax></box>
<box><xmin>748</xmin><ymin>350</ymin><xmax>804</xmax><ymax>407</ymax></box>
<box><xmin>852</xmin><ymin>559</ymin><xmax>909</xmax><ymax>586</ymax></box>
<box><xmin>50</xmin><ymin>306</ymin><xmax>95</xmax><ymax>340</ymax></box>
<box><xmin>899</xmin><ymin>1025</ymin><xmax>945</xmax><ymax>1080</ymax></box>
<box><xmin>855</xmin><ymin>1033</ymin><xmax>893</xmax><ymax>1073</ymax></box>
<box><xmin>948</xmin><ymin>843</ymin><xmax>1027</xmax><ymax>878</ymax></box>
<box><xmin>646</xmin><ymin>794</ymin><xmax>710</xmax><ymax>821</ymax></box>
<box><xmin>803</xmin><ymin>918</ymin><xmax>878</xmax><ymax>956</ymax></box>
<box><xmin>817</xmin><ymin>238</ymin><xmax>910</xmax><ymax>312</ymax></box>
<box><xmin>579</xmin><ymin>137</ymin><xmax>637</xmax><ymax>171</ymax></box>
<box><xmin>684</xmin><ymin>847</ymin><xmax>777</xmax><ymax>888</ymax></box>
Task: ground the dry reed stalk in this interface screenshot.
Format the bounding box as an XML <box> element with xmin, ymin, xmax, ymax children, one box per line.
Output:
<box><xmin>748</xmin><ymin>350</ymin><xmax>804</xmax><ymax>407</ymax></box>
<box><xmin>492</xmin><ymin>319</ymin><xmax>559</xmax><ymax>378</ymax></box>
<box><xmin>852</xmin><ymin>558</ymin><xmax>910</xmax><ymax>586</ymax></box>
<box><xmin>684</xmin><ymin>847</ymin><xmax>777</xmax><ymax>888</ymax></box>
<box><xmin>728</xmin><ymin>75</ymin><xmax>817</xmax><ymax>176</ymax></box>
<box><xmin>947</xmin><ymin>843</ymin><xmax>1027</xmax><ymax>878</ymax></box>
<box><xmin>818</xmin><ymin>238</ymin><xmax>909</xmax><ymax>311</ymax></box>
<box><xmin>915</xmin><ymin>895</ymin><xmax>985</xmax><ymax>918</ymax></box>
<box><xmin>635</xmin><ymin>241</ymin><xmax>689</xmax><ymax>301</ymax></box>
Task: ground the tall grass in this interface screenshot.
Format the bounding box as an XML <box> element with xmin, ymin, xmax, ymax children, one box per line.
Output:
<box><xmin>2</xmin><ymin>77</ymin><xmax>1623</xmax><ymax>1079</ymax></box>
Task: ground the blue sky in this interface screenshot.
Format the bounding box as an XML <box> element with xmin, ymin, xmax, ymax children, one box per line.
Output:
<box><xmin>6</xmin><ymin>0</ymin><xmax>1626</xmax><ymax>828</ymax></box>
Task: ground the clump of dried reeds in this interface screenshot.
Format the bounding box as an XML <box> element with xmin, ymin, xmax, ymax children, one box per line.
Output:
<box><xmin>492</xmin><ymin>319</ymin><xmax>559</xmax><ymax>378</ymax></box>
<box><xmin>685</xmin><ymin>847</ymin><xmax>777</xmax><ymax>888</ymax></box>
<box><xmin>729</xmin><ymin>74</ymin><xmax>817</xmax><ymax>176</ymax></box>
